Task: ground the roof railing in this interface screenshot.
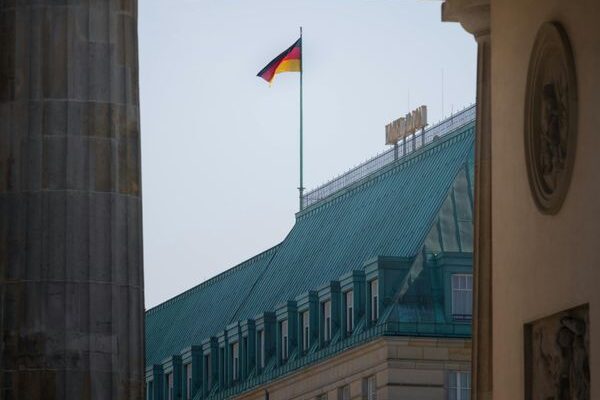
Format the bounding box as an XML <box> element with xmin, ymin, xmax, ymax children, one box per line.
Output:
<box><xmin>302</xmin><ymin>104</ymin><xmax>476</xmax><ymax>208</ymax></box>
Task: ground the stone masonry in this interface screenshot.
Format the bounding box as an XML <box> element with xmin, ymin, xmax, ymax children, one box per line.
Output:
<box><xmin>0</xmin><ymin>1</ymin><xmax>144</xmax><ymax>398</ymax></box>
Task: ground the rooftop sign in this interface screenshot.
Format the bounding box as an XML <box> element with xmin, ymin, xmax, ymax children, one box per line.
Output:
<box><xmin>385</xmin><ymin>105</ymin><xmax>428</xmax><ymax>145</ymax></box>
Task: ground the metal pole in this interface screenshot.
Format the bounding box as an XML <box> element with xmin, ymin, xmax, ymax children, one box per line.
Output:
<box><xmin>299</xmin><ymin>26</ymin><xmax>304</xmax><ymax>211</ymax></box>
<box><xmin>441</xmin><ymin>68</ymin><xmax>445</xmax><ymax>118</ymax></box>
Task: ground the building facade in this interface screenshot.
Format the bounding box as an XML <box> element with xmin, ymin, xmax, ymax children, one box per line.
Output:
<box><xmin>145</xmin><ymin>111</ymin><xmax>476</xmax><ymax>400</ymax></box>
<box><xmin>443</xmin><ymin>1</ymin><xmax>598</xmax><ymax>399</ymax></box>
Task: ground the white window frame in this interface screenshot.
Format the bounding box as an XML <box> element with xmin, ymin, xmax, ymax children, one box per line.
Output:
<box><xmin>364</xmin><ymin>375</ymin><xmax>377</xmax><ymax>400</ymax></box>
<box><xmin>184</xmin><ymin>363</ymin><xmax>192</xmax><ymax>400</ymax></box>
<box><xmin>232</xmin><ymin>342</ymin><xmax>239</xmax><ymax>381</ymax></box>
<box><xmin>219</xmin><ymin>348</ymin><xmax>225</xmax><ymax>384</ymax></box>
<box><xmin>370</xmin><ymin>279</ymin><xmax>379</xmax><ymax>322</ymax></box>
<box><xmin>338</xmin><ymin>384</ymin><xmax>350</xmax><ymax>400</ymax></box>
<box><xmin>323</xmin><ymin>300</ymin><xmax>332</xmax><ymax>342</ymax></box>
<box><xmin>166</xmin><ymin>372</ymin><xmax>174</xmax><ymax>400</ymax></box>
<box><xmin>448</xmin><ymin>371</ymin><xmax>471</xmax><ymax>400</ymax></box>
<box><xmin>451</xmin><ymin>274</ymin><xmax>473</xmax><ymax>320</ymax></box>
<box><xmin>281</xmin><ymin>320</ymin><xmax>289</xmax><ymax>361</ymax></box>
<box><xmin>205</xmin><ymin>354</ymin><xmax>212</xmax><ymax>390</ymax></box>
<box><xmin>257</xmin><ymin>329</ymin><xmax>264</xmax><ymax>368</ymax></box>
<box><xmin>345</xmin><ymin>290</ymin><xmax>354</xmax><ymax>333</ymax></box>
<box><xmin>242</xmin><ymin>337</ymin><xmax>248</xmax><ymax>376</ymax></box>
<box><xmin>302</xmin><ymin>310</ymin><xmax>310</xmax><ymax>351</ymax></box>
<box><xmin>147</xmin><ymin>381</ymin><xmax>154</xmax><ymax>400</ymax></box>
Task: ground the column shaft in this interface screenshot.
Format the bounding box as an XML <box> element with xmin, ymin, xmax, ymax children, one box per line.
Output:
<box><xmin>0</xmin><ymin>1</ymin><xmax>144</xmax><ymax>399</ymax></box>
<box><xmin>472</xmin><ymin>32</ymin><xmax>493</xmax><ymax>400</ymax></box>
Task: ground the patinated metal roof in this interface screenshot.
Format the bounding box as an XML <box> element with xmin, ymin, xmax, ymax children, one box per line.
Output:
<box><xmin>146</xmin><ymin>123</ymin><xmax>474</xmax><ymax>366</ymax></box>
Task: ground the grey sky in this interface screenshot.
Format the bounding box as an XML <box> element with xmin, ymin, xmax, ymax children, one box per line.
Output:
<box><xmin>139</xmin><ymin>0</ymin><xmax>476</xmax><ymax>308</ymax></box>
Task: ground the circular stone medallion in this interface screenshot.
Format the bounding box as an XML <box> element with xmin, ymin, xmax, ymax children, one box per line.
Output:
<box><xmin>524</xmin><ymin>22</ymin><xmax>578</xmax><ymax>215</ymax></box>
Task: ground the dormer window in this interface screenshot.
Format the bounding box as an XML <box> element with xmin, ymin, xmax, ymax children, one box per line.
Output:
<box><xmin>242</xmin><ymin>337</ymin><xmax>248</xmax><ymax>376</ymax></box>
<box><xmin>370</xmin><ymin>279</ymin><xmax>379</xmax><ymax>322</ymax></box>
<box><xmin>184</xmin><ymin>363</ymin><xmax>192</xmax><ymax>400</ymax></box>
<box><xmin>301</xmin><ymin>311</ymin><xmax>310</xmax><ymax>351</ymax></box>
<box><xmin>231</xmin><ymin>342</ymin><xmax>239</xmax><ymax>381</ymax></box>
<box><xmin>280</xmin><ymin>320</ymin><xmax>289</xmax><ymax>361</ymax></box>
<box><xmin>219</xmin><ymin>348</ymin><xmax>225</xmax><ymax>386</ymax></box>
<box><xmin>451</xmin><ymin>274</ymin><xmax>473</xmax><ymax>320</ymax></box>
<box><xmin>147</xmin><ymin>381</ymin><xmax>154</xmax><ymax>400</ymax></box>
<box><xmin>345</xmin><ymin>290</ymin><xmax>354</xmax><ymax>333</ymax></box>
<box><xmin>322</xmin><ymin>300</ymin><xmax>332</xmax><ymax>342</ymax></box>
<box><xmin>165</xmin><ymin>372</ymin><xmax>173</xmax><ymax>400</ymax></box>
<box><xmin>204</xmin><ymin>354</ymin><xmax>212</xmax><ymax>390</ymax></box>
<box><xmin>257</xmin><ymin>330</ymin><xmax>265</xmax><ymax>369</ymax></box>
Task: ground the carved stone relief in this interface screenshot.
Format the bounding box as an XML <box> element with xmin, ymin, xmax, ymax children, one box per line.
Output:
<box><xmin>524</xmin><ymin>304</ymin><xmax>590</xmax><ymax>400</ymax></box>
<box><xmin>524</xmin><ymin>22</ymin><xmax>577</xmax><ymax>214</ymax></box>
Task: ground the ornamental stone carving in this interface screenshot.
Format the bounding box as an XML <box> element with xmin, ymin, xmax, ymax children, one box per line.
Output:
<box><xmin>524</xmin><ymin>22</ymin><xmax>578</xmax><ymax>214</ymax></box>
<box><xmin>524</xmin><ymin>305</ymin><xmax>590</xmax><ymax>400</ymax></box>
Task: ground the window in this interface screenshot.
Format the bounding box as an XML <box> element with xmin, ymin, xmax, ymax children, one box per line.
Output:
<box><xmin>204</xmin><ymin>354</ymin><xmax>212</xmax><ymax>390</ymax></box>
<box><xmin>364</xmin><ymin>375</ymin><xmax>377</xmax><ymax>400</ymax></box>
<box><xmin>451</xmin><ymin>274</ymin><xmax>473</xmax><ymax>320</ymax></box>
<box><xmin>338</xmin><ymin>384</ymin><xmax>350</xmax><ymax>400</ymax></box>
<box><xmin>323</xmin><ymin>300</ymin><xmax>332</xmax><ymax>342</ymax></box>
<box><xmin>219</xmin><ymin>348</ymin><xmax>225</xmax><ymax>385</ymax></box>
<box><xmin>242</xmin><ymin>337</ymin><xmax>248</xmax><ymax>376</ymax></box>
<box><xmin>281</xmin><ymin>320</ymin><xmax>289</xmax><ymax>361</ymax></box>
<box><xmin>257</xmin><ymin>330</ymin><xmax>264</xmax><ymax>369</ymax></box>
<box><xmin>302</xmin><ymin>311</ymin><xmax>310</xmax><ymax>351</ymax></box>
<box><xmin>345</xmin><ymin>290</ymin><xmax>354</xmax><ymax>333</ymax></box>
<box><xmin>184</xmin><ymin>364</ymin><xmax>192</xmax><ymax>400</ymax></box>
<box><xmin>147</xmin><ymin>381</ymin><xmax>154</xmax><ymax>400</ymax></box>
<box><xmin>370</xmin><ymin>280</ymin><xmax>379</xmax><ymax>322</ymax></box>
<box><xmin>448</xmin><ymin>371</ymin><xmax>471</xmax><ymax>400</ymax></box>
<box><xmin>232</xmin><ymin>342</ymin><xmax>239</xmax><ymax>381</ymax></box>
<box><xmin>165</xmin><ymin>373</ymin><xmax>173</xmax><ymax>400</ymax></box>
<box><xmin>316</xmin><ymin>394</ymin><xmax>328</xmax><ymax>400</ymax></box>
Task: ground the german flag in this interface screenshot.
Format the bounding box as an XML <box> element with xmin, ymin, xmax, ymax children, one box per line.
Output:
<box><xmin>257</xmin><ymin>38</ymin><xmax>302</xmax><ymax>84</ymax></box>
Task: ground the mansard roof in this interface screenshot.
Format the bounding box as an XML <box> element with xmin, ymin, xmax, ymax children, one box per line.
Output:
<box><xmin>146</xmin><ymin>121</ymin><xmax>475</xmax><ymax>367</ymax></box>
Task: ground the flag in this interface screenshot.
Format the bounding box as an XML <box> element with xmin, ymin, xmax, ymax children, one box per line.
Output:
<box><xmin>257</xmin><ymin>38</ymin><xmax>302</xmax><ymax>84</ymax></box>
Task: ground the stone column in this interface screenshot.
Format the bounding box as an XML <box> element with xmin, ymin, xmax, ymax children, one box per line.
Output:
<box><xmin>442</xmin><ymin>1</ymin><xmax>492</xmax><ymax>399</ymax></box>
<box><xmin>0</xmin><ymin>1</ymin><xmax>144</xmax><ymax>399</ymax></box>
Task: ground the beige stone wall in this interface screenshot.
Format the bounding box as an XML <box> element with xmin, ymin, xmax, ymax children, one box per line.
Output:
<box><xmin>234</xmin><ymin>337</ymin><xmax>471</xmax><ymax>400</ymax></box>
<box><xmin>490</xmin><ymin>0</ymin><xmax>600</xmax><ymax>398</ymax></box>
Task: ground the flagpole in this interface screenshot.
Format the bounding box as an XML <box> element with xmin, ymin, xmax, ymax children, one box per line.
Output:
<box><xmin>299</xmin><ymin>26</ymin><xmax>304</xmax><ymax>211</ymax></box>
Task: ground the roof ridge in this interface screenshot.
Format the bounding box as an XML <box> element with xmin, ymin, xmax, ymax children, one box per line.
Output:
<box><xmin>145</xmin><ymin>244</ymin><xmax>281</xmax><ymax>316</ymax></box>
<box><xmin>296</xmin><ymin>123</ymin><xmax>475</xmax><ymax>221</ymax></box>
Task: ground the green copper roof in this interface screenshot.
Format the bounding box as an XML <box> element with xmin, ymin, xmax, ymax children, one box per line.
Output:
<box><xmin>145</xmin><ymin>247</ymin><xmax>279</xmax><ymax>366</ymax></box>
<box><xmin>146</xmin><ymin>123</ymin><xmax>474</xmax><ymax>366</ymax></box>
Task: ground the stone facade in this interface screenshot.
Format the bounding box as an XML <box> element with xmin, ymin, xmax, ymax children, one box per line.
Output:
<box><xmin>0</xmin><ymin>1</ymin><xmax>145</xmax><ymax>399</ymax></box>
<box><xmin>236</xmin><ymin>337</ymin><xmax>471</xmax><ymax>400</ymax></box>
<box><xmin>443</xmin><ymin>0</ymin><xmax>600</xmax><ymax>399</ymax></box>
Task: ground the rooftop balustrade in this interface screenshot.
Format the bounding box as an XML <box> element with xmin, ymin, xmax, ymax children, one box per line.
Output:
<box><xmin>302</xmin><ymin>104</ymin><xmax>476</xmax><ymax>208</ymax></box>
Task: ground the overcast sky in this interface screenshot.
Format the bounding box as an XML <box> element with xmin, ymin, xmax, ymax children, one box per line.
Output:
<box><xmin>139</xmin><ymin>0</ymin><xmax>476</xmax><ymax>308</ymax></box>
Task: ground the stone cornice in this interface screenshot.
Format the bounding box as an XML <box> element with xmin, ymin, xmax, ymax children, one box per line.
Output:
<box><xmin>442</xmin><ymin>0</ymin><xmax>490</xmax><ymax>39</ymax></box>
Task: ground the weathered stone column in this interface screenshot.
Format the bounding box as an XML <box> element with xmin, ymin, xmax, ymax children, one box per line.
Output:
<box><xmin>442</xmin><ymin>1</ymin><xmax>492</xmax><ymax>399</ymax></box>
<box><xmin>0</xmin><ymin>1</ymin><xmax>144</xmax><ymax>399</ymax></box>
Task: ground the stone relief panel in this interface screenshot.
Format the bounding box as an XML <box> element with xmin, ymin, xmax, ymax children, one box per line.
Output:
<box><xmin>524</xmin><ymin>304</ymin><xmax>590</xmax><ymax>400</ymax></box>
<box><xmin>524</xmin><ymin>22</ymin><xmax>578</xmax><ymax>214</ymax></box>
